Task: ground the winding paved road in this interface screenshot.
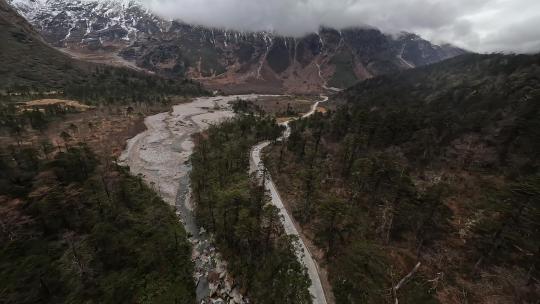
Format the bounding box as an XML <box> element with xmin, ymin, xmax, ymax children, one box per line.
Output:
<box><xmin>120</xmin><ymin>94</ymin><xmax>329</xmax><ymax>303</ymax></box>
<box><xmin>250</xmin><ymin>96</ymin><xmax>329</xmax><ymax>304</ymax></box>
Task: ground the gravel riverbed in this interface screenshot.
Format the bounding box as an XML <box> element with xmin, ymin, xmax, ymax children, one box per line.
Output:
<box><xmin>119</xmin><ymin>95</ymin><xmax>268</xmax><ymax>304</ymax></box>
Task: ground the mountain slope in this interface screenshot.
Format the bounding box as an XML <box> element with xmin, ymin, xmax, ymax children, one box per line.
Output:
<box><xmin>338</xmin><ymin>53</ymin><xmax>540</xmax><ymax>171</ymax></box>
<box><xmin>0</xmin><ymin>0</ymin><xmax>88</xmax><ymax>91</ymax></box>
<box><xmin>263</xmin><ymin>53</ymin><xmax>540</xmax><ymax>303</ymax></box>
<box><xmin>0</xmin><ymin>145</ymin><xmax>197</xmax><ymax>304</ymax></box>
<box><xmin>0</xmin><ymin>0</ymin><xmax>206</xmax><ymax>102</ymax></box>
<box><xmin>8</xmin><ymin>0</ymin><xmax>467</xmax><ymax>93</ymax></box>
<box><xmin>123</xmin><ymin>25</ymin><xmax>465</xmax><ymax>93</ymax></box>
<box><xmin>9</xmin><ymin>0</ymin><xmax>164</xmax><ymax>49</ymax></box>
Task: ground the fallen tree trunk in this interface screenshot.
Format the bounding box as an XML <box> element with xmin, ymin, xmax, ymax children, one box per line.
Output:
<box><xmin>392</xmin><ymin>262</ymin><xmax>422</xmax><ymax>304</ymax></box>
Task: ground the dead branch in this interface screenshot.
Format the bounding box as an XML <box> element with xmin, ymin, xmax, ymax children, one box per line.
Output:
<box><xmin>392</xmin><ymin>262</ymin><xmax>422</xmax><ymax>304</ymax></box>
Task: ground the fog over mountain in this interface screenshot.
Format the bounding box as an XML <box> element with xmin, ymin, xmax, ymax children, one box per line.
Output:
<box><xmin>143</xmin><ymin>0</ymin><xmax>540</xmax><ymax>53</ymax></box>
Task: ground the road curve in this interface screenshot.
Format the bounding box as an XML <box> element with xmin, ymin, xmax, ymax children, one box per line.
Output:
<box><xmin>250</xmin><ymin>96</ymin><xmax>329</xmax><ymax>304</ymax></box>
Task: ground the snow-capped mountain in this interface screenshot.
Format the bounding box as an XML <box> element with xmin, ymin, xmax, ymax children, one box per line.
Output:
<box><xmin>7</xmin><ymin>0</ymin><xmax>467</xmax><ymax>93</ymax></box>
<box><xmin>8</xmin><ymin>0</ymin><xmax>166</xmax><ymax>49</ymax></box>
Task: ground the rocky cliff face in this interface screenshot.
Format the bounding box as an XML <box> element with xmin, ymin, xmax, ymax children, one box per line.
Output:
<box><xmin>9</xmin><ymin>0</ymin><xmax>467</xmax><ymax>93</ymax></box>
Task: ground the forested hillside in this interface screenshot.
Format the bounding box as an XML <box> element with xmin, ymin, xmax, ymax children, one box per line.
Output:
<box><xmin>264</xmin><ymin>53</ymin><xmax>540</xmax><ymax>303</ymax></box>
<box><xmin>0</xmin><ymin>0</ymin><xmax>206</xmax><ymax>103</ymax></box>
<box><xmin>190</xmin><ymin>115</ymin><xmax>313</xmax><ymax>303</ymax></box>
<box><xmin>0</xmin><ymin>2</ymin><xmax>205</xmax><ymax>302</ymax></box>
<box><xmin>0</xmin><ymin>143</ymin><xmax>195</xmax><ymax>304</ymax></box>
<box><xmin>337</xmin><ymin>53</ymin><xmax>540</xmax><ymax>172</ymax></box>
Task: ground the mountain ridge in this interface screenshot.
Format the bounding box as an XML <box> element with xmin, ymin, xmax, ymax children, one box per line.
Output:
<box><xmin>8</xmin><ymin>0</ymin><xmax>467</xmax><ymax>93</ymax></box>
<box><xmin>0</xmin><ymin>0</ymin><xmax>206</xmax><ymax>102</ymax></box>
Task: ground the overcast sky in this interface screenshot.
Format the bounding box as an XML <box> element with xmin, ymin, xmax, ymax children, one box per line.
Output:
<box><xmin>143</xmin><ymin>0</ymin><xmax>540</xmax><ymax>53</ymax></box>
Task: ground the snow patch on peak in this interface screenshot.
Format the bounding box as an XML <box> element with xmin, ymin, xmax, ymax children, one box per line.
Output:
<box><xmin>7</xmin><ymin>0</ymin><xmax>162</xmax><ymax>47</ymax></box>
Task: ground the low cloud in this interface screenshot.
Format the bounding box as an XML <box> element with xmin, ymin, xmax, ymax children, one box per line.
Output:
<box><xmin>143</xmin><ymin>0</ymin><xmax>540</xmax><ymax>53</ymax></box>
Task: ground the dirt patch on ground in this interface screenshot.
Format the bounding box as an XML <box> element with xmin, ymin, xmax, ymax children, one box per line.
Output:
<box><xmin>247</xmin><ymin>95</ymin><xmax>319</xmax><ymax>117</ymax></box>
<box><xmin>47</xmin><ymin>99</ymin><xmax>194</xmax><ymax>158</ymax></box>
<box><xmin>276</xmin><ymin>117</ymin><xmax>296</xmax><ymax>124</ymax></box>
<box><xmin>2</xmin><ymin>97</ymin><xmax>191</xmax><ymax>160</ymax></box>
<box><xmin>58</xmin><ymin>46</ymin><xmax>145</xmax><ymax>72</ymax></box>
<box><xmin>45</xmin><ymin>109</ymin><xmax>145</xmax><ymax>158</ymax></box>
<box><xmin>316</xmin><ymin>106</ymin><xmax>328</xmax><ymax>114</ymax></box>
<box><xmin>20</xmin><ymin>99</ymin><xmax>94</xmax><ymax>111</ymax></box>
<box><xmin>202</xmin><ymin>78</ymin><xmax>285</xmax><ymax>95</ymax></box>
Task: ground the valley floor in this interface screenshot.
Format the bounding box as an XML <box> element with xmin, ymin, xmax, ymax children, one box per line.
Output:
<box><xmin>120</xmin><ymin>95</ymin><xmax>239</xmax><ymax>302</ymax></box>
<box><xmin>119</xmin><ymin>94</ymin><xmax>319</xmax><ymax>303</ymax></box>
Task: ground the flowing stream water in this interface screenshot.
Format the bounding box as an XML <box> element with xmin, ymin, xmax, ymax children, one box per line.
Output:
<box><xmin>120</xmin><ymin>95</ymin><xmax>267</xmax><ymax>303</ymax></box>
<box><xmin>119</xmin><ymin>94</ymin><xmax>329</xmax><ymax>304</ymax></box>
